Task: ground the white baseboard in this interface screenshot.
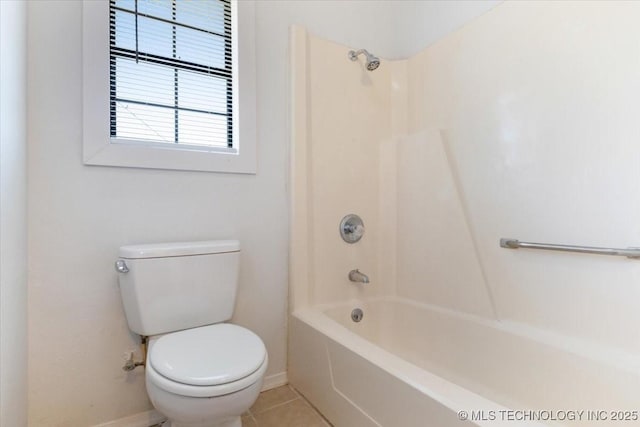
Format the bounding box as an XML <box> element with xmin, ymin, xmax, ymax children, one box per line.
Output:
<box><xmin>93</xmin><ymin>409</ymin><xmax>166</xmax><ymax>427</ymax></box>
<box><xmin>93</xmin><ymin>372</ymin><xmax>288</xmax><ymax>427</ymax></box>
<box><xmin>261</xmin><ymin>371</ymin><xmax>288</xmax><ymax>391</ymax></box>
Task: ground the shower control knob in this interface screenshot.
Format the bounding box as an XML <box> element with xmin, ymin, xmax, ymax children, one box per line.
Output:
<box><xmin>340</xmin><ymin>214</ymin><xmax>365</xmax><ymax>243</ymax></box>
<box><xmin>343</xmin><ymin>223</ymin><xmax>362</xmax><ymax>234</ymax></box>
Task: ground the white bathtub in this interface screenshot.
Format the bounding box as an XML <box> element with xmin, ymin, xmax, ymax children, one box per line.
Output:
<box><xmin>289</xmin><ymin>297</ymin><xmax>640</xmax><ymax>427</ymax></box>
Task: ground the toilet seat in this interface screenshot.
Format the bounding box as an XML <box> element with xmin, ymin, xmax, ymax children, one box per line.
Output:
<box><xmin>146</xmin><ymin>324</ymin><xmax>268</xmax><ymax>398</ymax></box>
<box><xmin>151</xmin><ymin>323</ymin><xmax>266</xmax><ymax>386</ymax></box>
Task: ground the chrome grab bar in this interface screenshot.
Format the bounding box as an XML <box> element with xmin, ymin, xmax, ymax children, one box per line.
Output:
<box><xmin>500</xmin><ymin>238</ymin><xmax>640</xmax><ymax>259</ymax></box>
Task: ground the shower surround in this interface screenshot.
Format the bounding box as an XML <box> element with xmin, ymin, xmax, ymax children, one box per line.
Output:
<box><xmin>288</xmin><ymin>2</ymin><xmax>640</xmax><ymax>426</ymax></box>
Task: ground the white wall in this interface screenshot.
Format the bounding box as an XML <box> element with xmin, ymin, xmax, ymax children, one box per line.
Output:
<box><xmin>395</xmin><ymin>130</ymin><xmax>496</xmax><ymax>318</ymax></box>
<box><xmin>28</xmin><ymin>1</ymin><xmax>290</xmax><ymax>425</ymax></box>
<box><xmin>286</xmin><ymin>2</ymin><xmax>502</xmax><ymax>312</ymax></box>
<box><xmin>0</xmin><ymin>1</ymin><xmax>29</xmax><ymax>426</ymax></box>
<box><xmin>390</xmin><ymin>0</ymin><xmax>501</xmax><ymax>59</ymax></box>
<box><xmin>268</xmin><ymin>0</ymin><xmax>501</xmax><ymax>61</ymax></box>
<box><xmin>289</xmin><ymin>28</ymin><xmax>394</xmax><ymax>310</ymax></box>
<box><xmin>405</xmin><ymin>0</ymin><xmax>640</xmax><ymax>353</ymax></box>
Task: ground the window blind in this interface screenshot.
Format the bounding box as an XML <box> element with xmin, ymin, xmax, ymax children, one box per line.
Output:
<box><xmin>109</xmin><ymin>0</ymin><xmax>233</xmax><ymax>148</ymax></box>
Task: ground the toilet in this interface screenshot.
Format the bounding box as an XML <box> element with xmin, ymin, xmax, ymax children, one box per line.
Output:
<box><xmin>116</xmin><ymin>240</ymin><xmax>268</xmax><ymax>427</ymax></box>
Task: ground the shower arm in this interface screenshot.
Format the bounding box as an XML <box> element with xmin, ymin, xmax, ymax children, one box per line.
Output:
<box><xmin>348</xmin><ymin>49</ymin><xmax>367</xmax><ymax>61</ymax></box>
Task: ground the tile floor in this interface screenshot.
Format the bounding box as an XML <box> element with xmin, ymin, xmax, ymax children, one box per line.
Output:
<box><xmin>243</xmin><ymin>385</ymin><xmax>331</xmax><ymax>427</ymax></box>
<box><xmin>151</xmin><ymin>385</ymin><xmax>331</xmax><ymax>427</ymax></box>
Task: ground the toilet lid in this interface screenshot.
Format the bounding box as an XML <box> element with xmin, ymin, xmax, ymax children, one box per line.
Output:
<box><xmin>150</xmin><ymin>324</ymin><xmax>266</xmax><ymax>386</ymax></box>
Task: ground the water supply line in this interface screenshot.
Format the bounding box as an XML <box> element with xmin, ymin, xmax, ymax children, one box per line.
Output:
<box><xmin>122</xmin><ymin>335</ymin><xmax>147</xmax><ymax>372</ymax></box>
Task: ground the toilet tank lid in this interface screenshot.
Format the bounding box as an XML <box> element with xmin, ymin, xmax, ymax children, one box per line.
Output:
<box><xmin>119</xmin><ymin>240</ymin><xmax>240</xmax><ymax>259</ymax></box>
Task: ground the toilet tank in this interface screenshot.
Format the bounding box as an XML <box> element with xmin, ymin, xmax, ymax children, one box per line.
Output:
<box><xmin>116</xmin><ymin>240</ymin><xmax>240</xmax><ymax>336</ymax></box>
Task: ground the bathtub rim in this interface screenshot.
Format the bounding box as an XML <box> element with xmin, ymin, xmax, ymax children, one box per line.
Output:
<box><xmin>309</xmin><ymin>295</ymin><xmax>640</xmax><ymax>376</ymax></box>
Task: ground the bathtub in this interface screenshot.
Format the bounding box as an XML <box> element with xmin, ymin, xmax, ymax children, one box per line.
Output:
<box><xmin>288</xmin><ymin>297</ymin><xmax>640</xmax><ymax>427</ymax></box>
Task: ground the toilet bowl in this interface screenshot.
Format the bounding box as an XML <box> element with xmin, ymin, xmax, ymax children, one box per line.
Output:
<box><xmin>145</xmin><ymin>323</ymin><xmax>268</xmax><ymax>427</ymax></box>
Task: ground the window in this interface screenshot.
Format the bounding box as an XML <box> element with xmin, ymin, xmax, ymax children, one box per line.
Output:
<box><xmin>110</xmin><ymin>0</ymin><xmax>233</xmax><ymax>149</ymax></box>
<box><xmin>83</xmin><ymin>0</ymin><xmax>256</xmax><ymax>173</ymax></box>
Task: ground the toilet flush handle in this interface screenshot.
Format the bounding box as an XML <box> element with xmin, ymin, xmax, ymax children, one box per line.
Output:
<box><xmin>115</xmin><ymin>259</ymin><xmax>129</xmax><ymax>273</ymax></box>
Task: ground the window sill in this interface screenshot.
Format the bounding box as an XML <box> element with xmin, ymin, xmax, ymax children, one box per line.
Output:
<box><xmin>84</xmin><ymin>138</ymin><xmax>252</xmax><ymax>173</ymax></box>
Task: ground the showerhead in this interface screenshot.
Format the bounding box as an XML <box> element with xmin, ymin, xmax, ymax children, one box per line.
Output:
<box><xmin>348</xmin><ymin>49</ymin><xmax>380</xmax><ymax>71</ymax></box>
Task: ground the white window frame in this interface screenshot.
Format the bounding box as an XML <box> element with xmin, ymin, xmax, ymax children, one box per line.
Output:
<box><xmin>82</xmin><ymin>0</ymin><xmax>256</xmax><ymax>174</ymax></box>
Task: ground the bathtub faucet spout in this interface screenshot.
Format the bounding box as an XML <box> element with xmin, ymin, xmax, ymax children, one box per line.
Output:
<box><xmin>348</xmin><ymin>269</ymin><xmax>370</xmax><ymax>284</ymax></box>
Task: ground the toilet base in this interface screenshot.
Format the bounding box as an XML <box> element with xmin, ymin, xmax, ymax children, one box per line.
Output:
<box><xmin>161</xmin><ymin>416</ymin><xmax>241</xmax><ymax>427</ymax></box>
